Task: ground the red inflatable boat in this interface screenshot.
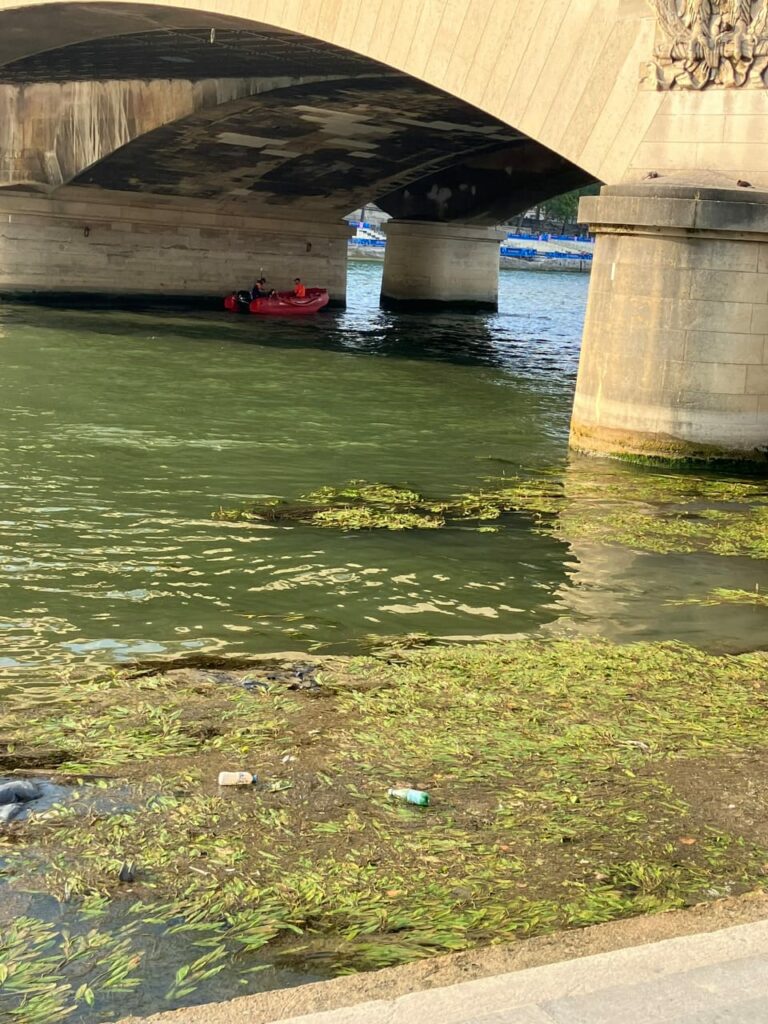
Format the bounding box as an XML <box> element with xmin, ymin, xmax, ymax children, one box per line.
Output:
<box><xmin>224</xmin><ymin>288</ymin><xmax>329</xmax><ymax>316</ymax></box>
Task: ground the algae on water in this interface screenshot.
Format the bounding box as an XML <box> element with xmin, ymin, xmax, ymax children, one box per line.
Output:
<box><xmin>214</xmin><ymin>481</ymin><xmax>449</xmax><ymax>531</ymax></box>
<box><xmin>6</xmin><ymin>473</ymin><xmax>767</xmax><ymax>1020</ymax></box>
<box><xmin>213</xmin><ymin>468</ymin><xmax>768</xmax><ymax>559</ymax></box>
<box><xmin>669</xmin><ymin>588</ymin><xmax>768</xmax><ymax>608</ymax></box>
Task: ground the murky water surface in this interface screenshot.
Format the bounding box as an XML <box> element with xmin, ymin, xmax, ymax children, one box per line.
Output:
<box><xmin>1</xmin><ymin>263</ymin><xmax>766</xmax><ymax>699</ymax></box>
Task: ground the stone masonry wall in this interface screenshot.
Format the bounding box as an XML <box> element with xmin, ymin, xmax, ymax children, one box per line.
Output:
<box><xmin>0</xmin><ymin>190</ymin><xmax>351</xmax><ymax>301</ymax></box>
<box><xmin>0</xmin><ymin>76</ymin><xmax>330</xmax><ymax>190</ymax></box>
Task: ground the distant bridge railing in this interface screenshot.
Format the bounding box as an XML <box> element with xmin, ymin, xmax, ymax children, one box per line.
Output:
<box><xmin>500</xmin><ymin>246</ymin><xmax>593</xmax><ymax>262</ymax></box>
<box><xmin>505</xmin><ymin>231</ymin><xmax>593</xmax><ymax>244</ymax></box>
<box><xmin>347</xmin><ymin>237</ymin><xmax>594</xmax><ymax>262</ymax></box>
<box><xmin>349</xmin><ymin>237</ymin><xmax>386</xmax><ymax>248</ymax></box>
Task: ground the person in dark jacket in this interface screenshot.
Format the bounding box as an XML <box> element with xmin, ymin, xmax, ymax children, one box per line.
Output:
<box><xmin>252</xmin><ymin>277</ymin><xmax>276</xmax><ymax>299</ymax></box>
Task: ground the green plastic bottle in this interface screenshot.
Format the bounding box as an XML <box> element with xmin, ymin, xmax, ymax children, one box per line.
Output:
<box><xmin>388</xmin><ymin>787</ymin><xmax>430</xmax><ymax>806</ymax></box>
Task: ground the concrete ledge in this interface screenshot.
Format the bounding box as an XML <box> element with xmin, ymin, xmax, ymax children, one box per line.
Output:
<box><xmin>269</xmin><ymin>919</ymin><xmax>768</xmax><ymax>1023</ymax></box>
<box><xmin>116</xmin><ymin>893</ymin><xmax>768</xmax><ymax>1024</ymax></box>
<box><xmin>0</xmin><ymin>291</ymin><xmax>344</xmax><ymax>309</ymax></box>
<box><xmin>0</xmin><ymin>187</ymin><xmax>352</xmax><ymax>238</ymax></box>
<box><xmin>603</xmin><ymin>183</ymin><xmax>768</xmax><ymax>205</ymax></box>
<box><xmin>580</xmin><ymin>184</ymin><xmax>768</xmax><ymax>236</ymax></box>
<box><xmin>0</xmin><ymin>290</ymin><xmax>225</xmax><ymax>309</ymax></box>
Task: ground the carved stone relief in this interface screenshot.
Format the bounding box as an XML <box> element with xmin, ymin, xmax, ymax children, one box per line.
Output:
<box><xmin>644</xmin><ymin>1</ymin><xmax>768</xmax><ymax>88</ymax></box>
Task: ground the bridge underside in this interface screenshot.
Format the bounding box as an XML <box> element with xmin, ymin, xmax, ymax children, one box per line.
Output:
<box><xmin>0</xmin><ymin>25</ymin><xmax>593</xmax><ymax>221</ymax></box>
<box><xmin>0</xmin><ymin>19</ymin><xmax>592</xmax><ymax>309</ymax></box>
<box><xmin>67</xmin><ymin>74</ymin><xmax>587</xmax><ymax>225</ymax></box>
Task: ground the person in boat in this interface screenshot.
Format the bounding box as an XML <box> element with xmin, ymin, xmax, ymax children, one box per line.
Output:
<box><xmin>293</xmin><ymin>278</ymin><xmax>306</xmax><ymax>299</ymax></box>
<box><xmin>251</xmin><ymin>277</ymin><xmax>276</xmax><ymax>300</ymax></box>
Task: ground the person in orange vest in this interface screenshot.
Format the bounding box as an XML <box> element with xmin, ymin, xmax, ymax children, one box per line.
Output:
<box><xmin>293</xmin><ymin>277</ymin><xmax>306</xmax><ymax>298</ymax></box>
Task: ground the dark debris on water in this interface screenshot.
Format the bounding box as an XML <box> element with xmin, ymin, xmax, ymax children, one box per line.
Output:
<box><xmin>207</xmin><ymin>664</ymin><xmax>320</xmax><ymax>692</ymax></box>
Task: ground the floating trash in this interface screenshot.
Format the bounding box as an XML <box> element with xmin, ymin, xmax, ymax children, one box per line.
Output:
<box><xmin>388</xmin><ymin>787</ymin><xmax>430</xmax><ymax>807</ymax></box>
<box><xmin>218</xmin><ymin>771</ymin><xmax>258</xmax><ymax>787</ymax></box>
<box><xmin>0</xmin><ymin>777</ymin><xmax>72</xmax><ymax>824</ymax></box>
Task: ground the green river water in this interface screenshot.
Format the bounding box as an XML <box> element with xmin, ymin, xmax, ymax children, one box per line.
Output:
<box><xmin>1</xmin><ymin>261</ymin><xmax>766</xmax><ymax>701</ymax></box>
<box><xmin>2</xmin><ymin>261</ymin><xmax>768</xmax><ymax>1023</ymax></box>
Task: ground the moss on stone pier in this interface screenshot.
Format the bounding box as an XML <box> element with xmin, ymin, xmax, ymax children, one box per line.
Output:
<box><xmin>569</xmin><ymin>421</ymin><xmax>768</xmax><ymax>471</ymax></box>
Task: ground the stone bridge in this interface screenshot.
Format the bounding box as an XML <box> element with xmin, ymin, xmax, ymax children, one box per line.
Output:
<box><xmin>0</xmin><ymin>0</ymin><xmax>767</xmax><ymax>465</ymax></box>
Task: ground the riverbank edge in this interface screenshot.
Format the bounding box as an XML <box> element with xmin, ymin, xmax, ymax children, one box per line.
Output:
<box><xmin>116</xmin><ymin>889</ymin><xmax>768</xmax><ymax>1024</ymax></box>
<box><xmin>6</xmin><ymin>638</ymin><xmax>768</xmax><ymax>1024</ymax></box>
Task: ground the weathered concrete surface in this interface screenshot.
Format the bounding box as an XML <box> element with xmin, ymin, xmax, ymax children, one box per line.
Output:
<box><xmin>246</xmin><ymin>919</ymin><xmax>768</xmax><ymax>1023</ymax></box>
<box><xmin>381</xmin><ymin>221</ymin><xmax>504</xmax><ymax>308</ymax></box>
<box><xmin>571</xmin><ymin>183</ymin><xmax>768</xmax><ymax>464</ymax></box>
<box><xmin>116</xmin><ymin>894</ymin><xmax>768</xmax><ymax>1024</ymax></box>
<box><xmin>66</xmin><ymin>77</ymin><xmax>531</xmax><ymax>224</ymax></box>
<box><xmin>0</xmin><ymin>76</ymin><xmax>334</xmax><ymax>191</ymax></box>
<box><xmin>0</xmin><ymin>189</ymin><xmax>350</xmax><ymax>301</ymax></box>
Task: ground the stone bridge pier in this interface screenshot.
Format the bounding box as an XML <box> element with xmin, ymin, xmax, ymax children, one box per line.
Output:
<box><xmin>381</xmin><ymin>222</ymin><xmax>505</xmax><ymax>310</ymax></box>
<box><xmin>572</xmin><ymin>184</ymin><xmax>768</xmax><ymax>466</ymax></box>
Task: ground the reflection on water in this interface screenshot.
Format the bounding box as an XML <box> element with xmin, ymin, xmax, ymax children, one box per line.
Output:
<box><xmin>0</xmin><ymin>263</ymin><xmax>766</xmax><ymax>695</ymax></box>
<box><xmin>550</xmin><ymin>529</ymin><xmax>767</xmax><ymax>650</ymax></box>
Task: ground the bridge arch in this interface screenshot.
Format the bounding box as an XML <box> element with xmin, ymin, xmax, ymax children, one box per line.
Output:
<box><xmin>2</xmin><ymin>0</ymin><xmax>767</xmax><ymax>209</ymax></box>
<box><xmin>0</xmin><ymin>0</ymin><xmax>602</xmax><ymax>311</ymax></box>
<box><xmin>0</xmin><ymin>1</ymin><xmax>604</xmax><ymax>211</ymax></box>
<box><xmin>2</xmin><ymin>0</ymin><xmax>766</xmax><ymax>191</ymax></box>
<box><xmin>0</xmin><ymin>0</ymin><xmax>710</xmax><ymax>189</ymax></box>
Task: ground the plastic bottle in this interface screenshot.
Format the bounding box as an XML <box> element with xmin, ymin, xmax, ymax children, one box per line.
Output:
<box><xmin>388</xmin><ymin>788</ymin><xmax>430</xmax><ymax>806</ymax></box>
<box><xmin>218</xmin><ymin>771</ymin><xmax>258</xmax><ymax>786</ymax></box>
